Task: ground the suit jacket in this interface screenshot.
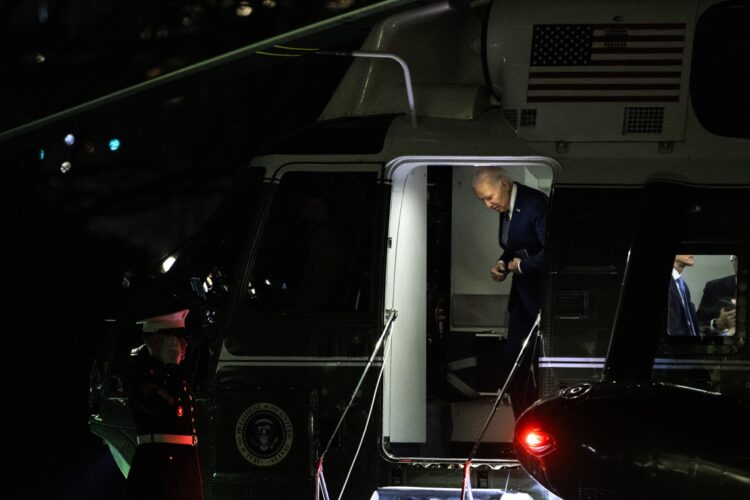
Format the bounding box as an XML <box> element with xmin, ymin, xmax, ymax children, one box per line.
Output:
<box><xmin>498</xmin><ymin>183</ymin><xmax>548</xmax><ymax>324</ymax></box>
<box><xmin>667</xmin><ymin>277</ymin><xmax>699</xmax><ymax>336</ymax></box>
<box><xmin>697</xmin><ymin>274</ymin><xmax>736</xmax><ymax>324</ymax></box>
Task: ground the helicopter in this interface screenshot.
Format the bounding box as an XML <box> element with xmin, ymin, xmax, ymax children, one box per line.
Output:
<box><xmin>86</xmin><ymin>0</ymin><xmax>750</xmax><ymax>498</ymax></box>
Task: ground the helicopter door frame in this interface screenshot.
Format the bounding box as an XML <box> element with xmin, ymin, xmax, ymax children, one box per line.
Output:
<box><xmin>381</xmin><ymin>155</ymin><xmax>559</xmax><ymax>462</ymax></box>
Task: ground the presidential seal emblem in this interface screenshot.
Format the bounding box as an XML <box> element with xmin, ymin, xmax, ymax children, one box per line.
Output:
<box><xmin>235</xmin><ymin>402</ymin><xmax>294</xmax><ymax>466</ymax></box>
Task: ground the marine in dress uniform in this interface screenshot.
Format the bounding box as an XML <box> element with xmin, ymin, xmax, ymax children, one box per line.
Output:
<box><xmin>126</xmin><ymin>309</ymin><xmax>204</xmax><ymax>500</ymax></box>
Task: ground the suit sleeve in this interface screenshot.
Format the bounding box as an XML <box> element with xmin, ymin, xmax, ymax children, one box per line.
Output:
<box><xmin>519</xmin><ymin>194</ymin><xmax>548</xmax><ymax>275</ymax></box>
<box><xmin>696</xmin><ymin>281</ymin><xmax>717</xmax><ymax>323</ymax></box>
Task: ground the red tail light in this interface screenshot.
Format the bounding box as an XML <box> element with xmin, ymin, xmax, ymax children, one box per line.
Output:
<box><xmin>521</xmin><ymin>428</ymin><xmax>556</xmax><ymax>455</ymax></box>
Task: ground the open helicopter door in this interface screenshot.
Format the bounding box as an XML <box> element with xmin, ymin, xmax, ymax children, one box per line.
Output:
<box><xmin>380</xmin><ymin>156</ymin><xmax>554</xmax><ymax>482</ymax></box>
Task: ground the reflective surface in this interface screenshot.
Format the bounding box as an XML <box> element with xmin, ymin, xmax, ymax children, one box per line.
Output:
<box><xmin>667</xmin><ymin>254</ymin><xmax>738</xmax><ymax>337</ymax></box>
<box><xmin>515</xmin><ymin>381</ymin><xmax>750</xmax><ymax>499</ymax></box>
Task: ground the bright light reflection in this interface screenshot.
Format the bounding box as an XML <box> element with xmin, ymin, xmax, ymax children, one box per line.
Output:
<box><xmin>64</xmin><ymin>133</ymin><xmax>75</xmax><ymax>146</ymax></box>
<box><xmin>522</xmin><ymin>428</ymin><xmax>554</xmax><ymax>455</ymax></box>
<box><xmin>236</xmin><ymin>2</ymin><xmax>253</xmax><ymax>16</ymax></box>
<box><xmin>160</xmin><ymin>255</ymin><xmax>177</xmax><ymax>273</ymax></box>
<box><xmin>525</xmin><ymin>431</ymin><xmax>547</xmax><ymax>447</ymax></box>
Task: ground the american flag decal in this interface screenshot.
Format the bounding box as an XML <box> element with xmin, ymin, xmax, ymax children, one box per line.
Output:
<box><xmin>527</xmin><ymin>23</ymin><xmax>686</xmax><ymax>102</ymax></box>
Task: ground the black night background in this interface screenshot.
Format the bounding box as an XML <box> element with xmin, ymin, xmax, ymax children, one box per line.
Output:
<box><xmin>3</xmin><ymin>1</ymin><xmax>381</xmax><ymax>498</ymax></box>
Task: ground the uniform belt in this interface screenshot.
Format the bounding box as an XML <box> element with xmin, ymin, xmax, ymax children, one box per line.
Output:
<box><xmin>137</xmin><ymin>433</ymin><xmax>198</xmax><ymax>446</ymax></box>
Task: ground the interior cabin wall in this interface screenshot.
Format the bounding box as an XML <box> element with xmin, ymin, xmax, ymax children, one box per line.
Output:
<box><xmin>449</xmin><ymin>166</ymin><xmax>552</xmax><ymax>333</ymax></box>
<box><xmin>450</xmin><ymin>166</ymin><xmax>512</xmax><ymax>333</ymax></box>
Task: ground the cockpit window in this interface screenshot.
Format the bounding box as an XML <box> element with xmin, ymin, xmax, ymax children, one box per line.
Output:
<box><xmin>246</xmin><ymin>170</ymin><xmax>378</xmax><ymax>314</ymax></box>
<box><xmin>221</xmin><ymin>168</ymin><xmax>384</xmax><ymax>357</ymax></box>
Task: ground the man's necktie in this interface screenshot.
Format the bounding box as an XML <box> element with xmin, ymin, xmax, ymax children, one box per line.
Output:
<box><xmin>677</xmin><ymin>277</ymin><xmax>698</xmax><ymax>336</ymax></box>
<box><xmin>501</xmin><ymin>212</ymin><xmax>510</xmax><ymax>248</ymax></box>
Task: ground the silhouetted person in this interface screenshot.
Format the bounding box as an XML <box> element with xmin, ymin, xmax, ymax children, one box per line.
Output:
<box><xmin>127</xmin><ymin>308</ymin><xmax>203</xmax><ymax>500</ymax></box>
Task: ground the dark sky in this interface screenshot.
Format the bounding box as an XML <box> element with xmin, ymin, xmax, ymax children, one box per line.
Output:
<box><xmin>2</xmin><ymin>1</ymin><xmax>386</xmax><ymax>498</ymax></box>
<box><xmin>2</xmin><ymin>0</ymin><xmax>375</xmax><ymax>131</ymax></box>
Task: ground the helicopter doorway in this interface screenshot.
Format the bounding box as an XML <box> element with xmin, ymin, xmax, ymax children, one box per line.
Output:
<box><xmin>381</xmin><ymin>157</ymin><xmax>555</xmax><ymax>461</ymax></box>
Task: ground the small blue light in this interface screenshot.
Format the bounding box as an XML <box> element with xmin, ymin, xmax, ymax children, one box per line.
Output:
<box><xmin>39</xmin><ymin>149</ymin><xmax>45</xmax><ymax>160</ymax></box>
<box><xmin>64</xmin><ymin>133</ymin><xmax>75</xmax><ymax>146</ymax></box>
<box><xmin>108</xmin><ymin>138</ymin><xmax>121</xmax><ymax>151</ymax></box>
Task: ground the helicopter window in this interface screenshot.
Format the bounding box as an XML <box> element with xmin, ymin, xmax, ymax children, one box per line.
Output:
<box><xmin>246</xmin><ymin>170</ymin><xmax>378</xmax><ymax>314</ymax></box>
<box><xmin>691</xmin><ymin>0</ymin><xmax>750</xmax><ymax>138</ymax></box>
<box><xmin>655</xmin><ymin>251</ymin><xmax>748</xmax><ymax>399</ymax></box>
<box><xmin>220</xmin><ymin>167</ymin><xmax>385</xmax><ymax>358</ymax></box>
<box><xmin>666</xmin><ymin>254</ymin><xmax>738</xmax><ymax>338</ymax></box>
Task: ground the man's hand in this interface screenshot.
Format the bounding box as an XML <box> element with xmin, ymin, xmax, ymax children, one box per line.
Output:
<box><xmin>507</xmin><ymin>257</ymin><xmax>522</xmax><ymax>274</ymax></box>
<box><xmin>717</xmin><ymin>306</ymin><xmax>737</xmax><ymax>331</ymax></box>
<box><xmin>490</xmin><ymin>261</ymin><xmax>508</xmax><ymax>282</ymax></box>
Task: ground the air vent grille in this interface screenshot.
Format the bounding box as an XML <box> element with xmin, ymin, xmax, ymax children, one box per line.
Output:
<box><xmin>502</xmin><ymin>108</ymin><xmax>518</xmax><ymax>128</ymax></box>
<box><xmin>520</xmin><ymin>108</ymin><xmax>537</xmax><ymax>128</ymax></box>
<box><xmin>623</xmin><ymin>106</ymin><xmax>664</xmax><ymax>134</ymax></box>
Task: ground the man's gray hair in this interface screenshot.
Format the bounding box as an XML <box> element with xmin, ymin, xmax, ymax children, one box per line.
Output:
<box><xmin>472</xmin><ymin>166</ymin><xmax>509</xmax><ymax>187</ymax></box>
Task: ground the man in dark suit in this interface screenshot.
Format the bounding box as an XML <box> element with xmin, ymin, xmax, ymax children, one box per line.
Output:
<box><xmin>473</xmin><ymin>166</ymin><xmax>548</xmax><ymax>417</ymax></box>
<box><xmin>697</xmin><ymin>255</ymin><xmax>737</xmax><ymax>335</ymax></box>
<box><xmin>668</xmin><ymin>254</ymin><xmax>700</xmax><ymax>336</ymax></box>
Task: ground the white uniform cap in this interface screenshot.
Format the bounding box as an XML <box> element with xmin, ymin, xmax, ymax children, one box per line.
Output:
<box><xmin>137</xmin><ymin>308</ymin><xmax>190</xmax><ymax>333</ymax></box>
